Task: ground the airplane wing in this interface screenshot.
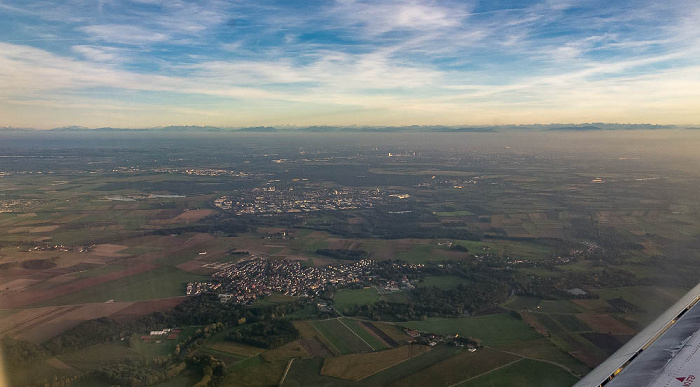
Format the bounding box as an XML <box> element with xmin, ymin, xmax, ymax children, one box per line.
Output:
<box><xmin>576</xmin><ymin>282</ymin><xmax>700</xmax><ymax>387</ymax></box>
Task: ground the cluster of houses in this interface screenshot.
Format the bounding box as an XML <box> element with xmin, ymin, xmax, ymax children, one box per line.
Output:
<box><xmin>187</xmin><ymin>256</ymin><xmax>375</xmax><ymax>304</ymax></box>
<box><xmin>214</xmin><ymin>186</ymin><xmax>389</xmax><ymax>215</ymax></box>
<box><xmin>141</xmin><ymin>328</ymin><xmax>180</xmax><ymax>343</ymax></box>
<box><xmin>403</xmin><ymin>328</ymin><xmax>478</xmax><ymax>351</ymax></box>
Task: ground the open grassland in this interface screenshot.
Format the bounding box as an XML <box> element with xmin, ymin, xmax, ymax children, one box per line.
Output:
<box><xmin>391</xmin><ymin>347</ymin><xmax>519</xmax><ymax>387</ymax></box>
<box><xmin>205</xmin><ymin>339</ymin><xmax>264</xmax><ymax>358</ymax></box>
<box><xmin>250</xmin><ymin>292</ymin><xmax>297</xmax><ymax>307</ymax></box>
<box><xmin>58</xmin><ymin>342</ymin><xmax>145</xmax><ymax>371</ymax></box>
<box><xmin>222</xmin><ymin>355</ymin><xmax>288</xmax><ymax>387</ymax></box>
<box><xmin>395</xmin><ymin>243</ymin><xmax>439</xmax><ymax>263</ymax></box>
<box><xmin>310</xmin><ymin>319</ymin><xmax>374</xmax><ymax>354</ymax></box>
<box><xmin>595</xmin><ymin>286</ymin><xmax>684</xmax><ymax>325</ymax></box>
<box><xmin>321</xmin><ymin>345</ymin><xmax>431</xmax><ymax>381</ymax></box>
<box><xmin>334</xmin><ymin>288</ymin><xmax>380</xmax><ymax>311</ymax></box>
<box><xmin>502</xmin><ymin>296</ymin><xmax>541</xmax><ymax>311</ymax></box>
<box><xmin>402</xmin><ymin>314</ymin><xmax>540</xmax><ymax>347</ymax></box>
<box><xmin>456</xmin><ymin>358</ymin><xmax>579</xmax><ymax>387</ymax></box>
<box><xmin>496</xmin><ymin>337</ymin><xmax>590</xmax><ymax>376</ymax></box>
<box><xmin>261</xmin><ymin>340</ymin><xmax>309</xmax><ymax>362</ymax></box>
<box><xmin>536</xmin><ymin>300</ymin><xmax>584</xmax><ymax>314</ymax></box>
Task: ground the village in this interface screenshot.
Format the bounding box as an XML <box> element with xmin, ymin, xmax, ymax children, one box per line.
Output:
<box><xmin>187</xmin><ymin>256</ymin><xmax>376</xmax><ymax>304</ymax></box>
<box><xmin>214</xmin><ymin>186</ymin><xmax>389</xmax><ymax>214</ymax></box>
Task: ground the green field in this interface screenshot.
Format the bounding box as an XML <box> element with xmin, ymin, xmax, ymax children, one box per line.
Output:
<box><xmin>402</xmin><ymin>314</ymin><xmax>540</xmax><ymax>347</ymax></box>
<box><xmin>251</xmin><ymin>292</ymin><xmax>298</xmax><ymax>307</ymax></box>
<box><xmin>360</xmin><ymin>345</ymin><xmax>462</xmax><ymax>386</ymax></box>
<box><xmin>222</xmin><ymin>354</ymin><xmax>288</xmax><ymax>386</ymax></box>
<box><xmin>311</xmin><ymin>319</ymin><xmax>373</xmax><ymax>355</ymax></box>
<box><xmin>536</xmin><ymin>300</ymin><xmax>583</xmax><ymax>314</ymax></box>
<box><xmin>503</xmin><ymin>296</ymin><xmax>542</xmax><ymax>311</ymax></box>
<box><xmin>321</xmin><ymin>345</ymin><xmax>430</xmax><ymax>381</ymax></box>
<box><xmin>37</xmin><ymin>266</ymin><xmax>208</xmax><ymax>305</ymax></box>
<box><xmin>334</xmin><ymin>288</ymin><xmax>381</xmax><ymax>311</ymax></box>
<box><xmin>392</xmin><ymin>347</ymin><xmax>519</xmax><ymax>386</ymax></box>
<box><xmin>396</xmin><ymin>244</ymin><xmax>437</xmax><ymax>263</ymax></box>
<box><xmin>551</xmin><ymin>314</ymin><xmax>591</xmax><ymax>332</ymax></box>
<box><xmin>418</xmin><ymin>275</ymin><xmax>469</xmax><ymax>289</ymax></box>
<box><xmin>58</xmin><ymin>343</ymin><xmax>144</xmax><ymax>371</ymax></box>
<box><xmin>339</xmin><ymin>318</ymin><xmax>388</xmax><ymax>350</ymax></box>
<box><xmin>497</xmin><ymin>337</ymin><xmax>590</xmax><ymax>376</ymax></box>
<box><xmin>595</xmin><ymin>286</ymin><xmax>686</xmax><ymax>325</ymax></box>
<box><xmin>435</xmin><ymin>210</ymin><xmax>475</xmax><ymax>216</ymax></box>
<box><xmin>456</xmin><ymin>358</ymin><xmax>579</xmax><ymax>387</ymax></box>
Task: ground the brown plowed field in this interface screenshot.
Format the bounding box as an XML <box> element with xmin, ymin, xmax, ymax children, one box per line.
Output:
<box><xmin>576</xmin><ymin>313</ymin><xmax>635</xmax><ymax>335</ymax></box>
<box><xmin>16</xmin><ymin>302</ymin><xmax>134</xmax><ymax>343</ymax></box>
<box><xmin>360</xmin><ymin>321</ymin><xmax>397</xmax><ymax>347</ymax></box>
<box><xmin>0</xmin><ymin>263</ymin><xmax>157</xmax><ymax>308</ymax></box>
<box><xmin>299</xmin><ymin>337</ymin><xmax>333</xmax><ymax>357</ymax></box>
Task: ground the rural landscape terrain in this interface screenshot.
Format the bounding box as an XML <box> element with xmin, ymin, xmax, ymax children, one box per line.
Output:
<box><xmin>2</xmin><ymin>130</ymin><xmax>700</xmax><ymax>386</ymax></box>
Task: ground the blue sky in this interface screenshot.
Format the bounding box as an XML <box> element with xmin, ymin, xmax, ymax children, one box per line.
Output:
<box><xmin>0</xmin><ymin>0</ymin><xmax>699</xmax><ymax>128</ymax></box>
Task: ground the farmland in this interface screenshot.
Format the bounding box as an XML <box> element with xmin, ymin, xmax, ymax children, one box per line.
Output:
<box><xmin>456</xmin><ymin>358</ymin><xmax>579</xmax><ymax>387</ymax></box>
<box><xmin>310</xmin><ymin>319</ymin><xmax>374</xmax><ymax>354</ymax></box>
<box><xmin>2</xmin><ymin>131</ymin><xmax>700</xmax><ymax>386</ymax></box>
<box><xmin>402</xmin><ymin>314</ymin><xmax>541</xmax><ymax>347</ymax></box>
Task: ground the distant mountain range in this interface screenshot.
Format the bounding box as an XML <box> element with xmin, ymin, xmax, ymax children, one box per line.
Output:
<box><xmin>0</xmin><ymin>123</ymin><xmax>689</xmax><ymax>133</ymax></box>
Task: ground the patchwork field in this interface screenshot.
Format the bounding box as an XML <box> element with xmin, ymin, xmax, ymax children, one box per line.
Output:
<box><xmin>321</xmin><ymin>345</ymin><xmax>431</xmax><ymax>381</ymax></box>
<box><xmin>391</xmin><ymin>347</ymin><xmax>520</xmax><ymax>386</ymax></box>
<box><xmin>456</xmin><ymin>358</ymin><xmax>578</xmax><ymax>387</ymax></box>
<box><xmin>310</xmin><ymin>319</ymin><xmax>374</xmax><ymax>355</ymax></box>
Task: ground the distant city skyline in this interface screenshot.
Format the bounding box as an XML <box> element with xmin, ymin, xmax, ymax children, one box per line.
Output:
<box><xmin>1</xmin><ymin>0</ymin><xmax>699</xmax><ymax>129</ymax></box>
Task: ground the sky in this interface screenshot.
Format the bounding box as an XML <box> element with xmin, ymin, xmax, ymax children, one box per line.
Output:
<box><xmin>0</xmin><ymin>0</ymin><xmax>699</xmax><ymax>129</ymax></box>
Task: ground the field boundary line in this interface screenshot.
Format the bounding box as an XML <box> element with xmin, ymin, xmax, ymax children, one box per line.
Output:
<box><xmin>309</xmin><ymin>321</ymin><xmax>342</xmax><ymax>355</ymax></box>
<box><xmin>357</xmin><ymin>345</ymin><xmax>432</xmax><ymax>381</ymax></box>
<box><xmin>278</xmin><ymin>358</ymin><xmax>294</xmax><ymax>386</ymax></box>
<box><xmin>486</xmin><ymin>346</ymin><xmax>580</xmax><ymax>378</ymax></box>
<box><xmin>338</xmin><ymin>318</ymin><xmax>375</xmax><ymax>351</ymax></box>
<box><xmin>0</xmin><ymin>306</ymin><xmax>68</xmax><ymax>335</ymax></box>
<box><xmin>448</xmin><ymin>357</ymin><xmax>523</xmax><ymax>387</ymax></box>
<box><xmin>13</xmin><ymin>305</ymin><xmax>83</xmax><ymax>335</ymax></box>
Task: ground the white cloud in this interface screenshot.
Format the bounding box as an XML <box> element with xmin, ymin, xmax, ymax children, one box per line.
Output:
<box><xmin>79</xmin><ymin>24</ymin><xmax>169</xmax><ymax>45</ymax></box>
<box><xmin>71</xmin><ymin>45</ymin><xmax>129</xmax><ymax>62</ymax></box>
<box><xmin>328</xmin><ymin>0</ymin><xmax>470</xmax><ymax>36</ymax></box>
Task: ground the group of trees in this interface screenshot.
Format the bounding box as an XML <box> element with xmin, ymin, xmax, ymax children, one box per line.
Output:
<box><xmin>1</xmin><ymin>336</ymin><xmax>47</xmax><ymax>367</ymax></box>
<box><xmin>43</xmin><ymin>293</ymin><xmax>311</xmax><ymax>355</ymax></box>
<box><xmin>350</xmin><ymin>277</ymin><xmax>510</xmax><ymax>321</ymax></box>
<box><xmin>227</xmin><ymin>319</ymin><xmax>300</xmax><ymax>349</ymax></box>
<box><xmin>30</xmin><ymin>293</ymin><xmax>311</xmax><ymax>386</ymax></box>
<box><xmin>94</xmin><ymin>359</ymin><xmax>187</xmax><ymax>387</ymax></box>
